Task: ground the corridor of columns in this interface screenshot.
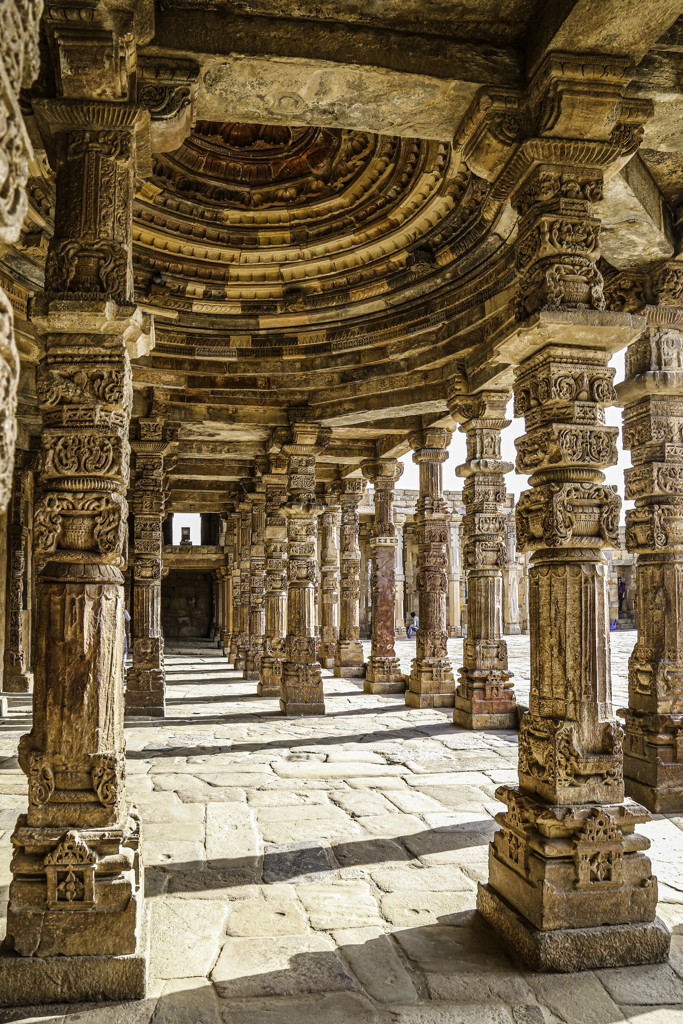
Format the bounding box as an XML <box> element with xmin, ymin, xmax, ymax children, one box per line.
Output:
<box><xmin>3</xmin><ymin>0</ymin><xmax>683</xmax><ymax>1018</ymax></box>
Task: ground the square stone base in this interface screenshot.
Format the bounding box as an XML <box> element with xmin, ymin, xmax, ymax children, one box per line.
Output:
<box><xmin>333</xmin><ymin>665</ymin><xmax>365</xmax><ymax>678</ymax></box>
<box><xmin>280</xmin><ymin>700</ymin><xmax>325</xmax><ymax>716</ymax></box>
<box><xmin>624</xmin><ymin>776</ymin><xmax>683</xmax><ymax>814</ymax></box>
<box><xmin>477</xmin><ymin>883</ymin><xmax>670</xmax><ymax>973</ymax></box>
<box><xmin>0</xmin><ymin>947</ymin><xmax>147</xmax><ymax>1006</ymax></box>
<box><xmin>3</xmin><ymin>672</ymin><xmax>33</xmax><ymax>693</ymax></box>
<box><xmin>453</xmin><ymin>707</ymin><xmax>518</xmax><ymax>730</ymax></box>
<box><xmin>405</xmin><ymin>691</ymin><xmax>455</xmax><ymax>708</ymax></box>
<box><xmin>125</xmin><ymin>705</ymin><xmax>165</xmax><ymax>718</ymax></box>
<box><xmin>243</xmin><ymin>669</ymin><xmax>260</xmax><ymax>680</ymax></box>
<box><xmin>364</xmin><ymin>678</ymin><xmax>406</xmax><ymax>694</ymax></box>
<box><xmin>319</xmin><ymin>657</ymin><xmax>335</xmax><ymax>669</ymax></box>
<box><xmin>257</xmin><ymin>682</ymin><xmax>281</xmax><ymax>697</ymax></box>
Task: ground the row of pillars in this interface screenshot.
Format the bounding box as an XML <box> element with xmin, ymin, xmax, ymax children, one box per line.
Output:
<box><xmin>0</xmin><ymin>16</ymin><xmax>679</xmax><ymax>988</ymax></box>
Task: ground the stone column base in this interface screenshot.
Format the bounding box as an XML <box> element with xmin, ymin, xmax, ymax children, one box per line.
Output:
<box><xmin>504</xmin><ymin>624</ymin><xmax>522</xmax><ymax>635</ymax></box>
<box><xmin>447</xmin><ymin>627</ymin><xmax>461</xmax><ymax>638</ymax></box>
<box><xmin>243</xmin><ymin>649</ymin><xmax>262</xmax><ymax>680</ymax></box>
<box><xmin>453</xmin><ymin>674</ymin><xmax>517</xmax><ymax>730</ymax></box>
<box><xmin>125</xmin><ymin>669</ymin><xmax>165</xmax><ymax>718</ymax></box>
<box><xmin>364</xmin><ymin>657</ymin><xmax>405</xmax><ymax>693</ymax></box>
<box><xmin>619</xmin><ymin>708</ymin><xmax>683</xmax><ymax>812</ymax></box>
<box><xmin>477</xmin><ymin>884</ymin><xmax>669</xmax><ymax>973</ymax></box>
<box><xmin>3</xmin><ymin>672</ymin><xmax>33</xmax><ymax>693</ymax></box>
<box><xmin>234</xmin><ymin>645</ymin><xmax>247</xmax><ymax>671</ymax></box>
<box><xmin>0</xmin><ymin>945</ymin><xmax>147</xmax><ymax>1006</ymax></box>
<box><xmin>258</xmin><ymin>657</ymin><xmax>283</xmax><ymax>697</ymax></box>
<box><xmin>280</xmin><ymin>661</ymin><xmax>325</xmax><ymax>716</ymax></box>
<box><xmin>453</xmin><ymin>705</ymin><xmax>517</xmax><ymax>730</ymax></box>
<box><xmin>405</xmin><ymin>658</ymin><xmax>455</xmax><ymax>707</ymax></box>
<box><xmin>333</xmin><ymin>640</ymin><xmax>365</xmax><ymax>677</ymax></box>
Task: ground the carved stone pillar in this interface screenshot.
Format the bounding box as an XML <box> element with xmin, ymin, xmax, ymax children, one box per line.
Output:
<box><xmin>8</xmin><ymin>83</ymin><xmax>149</xmax><ymax>988</ymax></box>
<box><xmin>477</xmin><ymin>74</ymin><xmax>668</xmax><ymax>966</ymax></box>
<box><xmin>503</xmin><ymin>513</ymin><xmax>522</xmax><ymax>635</ymax></box>
<box><xmin>229</xmin><ymin>568</ymin><xmax>241</xmax><ymax>664</ymax></box>
<box><xmin>450</xmin><ymin>391</ymin><xmax>516</xmax><ymax>729</ymax></box>
<box><xmin>4</xmin><ymin>452</ymin><xmax>38</xmax><ymax>692</ymax></box>
<box><xmin>394</xmin><ymin>512</ymin><xmax>406</xmax><ymax>637</ymax></box>
<box><xmin>244</xmin><ymin>486</ymin><xmax>266</xmax><ymax>680</ymax></box>
<box><xmin>406</xmin><ymin>430</ymin><xmax>454</xmax><ymax>707</ymax></box>
<box><xmin>258</xmin><ymin>456</ymin><xmax>288</xmax><ymax>695</ymax></box>
<box><xmin>404</xmin><ymin>524</ymin><xmax>417</xmax><ymax>621</ymax></box>
<box><xmin>319</xmin><ymin>489</ymin><xmax>341</xmax><ymax>669</ymax></box>
<box><xmin>281</xmin><ymin>425</ymin><xmax>328</xmax><ymax>715</ymax></box>
<box><xmin>446</xmin><ymin>512</ymin><xmax>462</xmax><ymax>638</ymax></box>
<box><xmin>334</xmin><ymin>478</ymin><xmax>366</xmax><ymax>677</ymax></box>
<box><xmin>220</xmin><ymin>512</ymin><xmax>236</xmax><ymax>655</ymax></box>
<box><xmin>0</xmin><ymin>2</ymin><xmax>42</xmax><ymax>547</ymax></box>
<box><xmin>234</xmin><ymin>501</ymin><xmax>251</xmax><ymax>671</ymax></box>
<box><xmin>361</xmin><ymin>460</ymin><xmax>404</xmax><ymax>692</ymax></box>
<box><xmin>126</xmin><ymin>421</ymin><xmax>170</xmax><ymax>717</ymax></box>
<box><xmin>605</xmin><ymin>263</ymin><xmax>683</xmax><ymax>812</ymax></box>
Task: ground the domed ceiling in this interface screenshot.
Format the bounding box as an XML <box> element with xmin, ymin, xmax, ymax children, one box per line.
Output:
<box><xmin>132</xmin><ymin>120</ymin><xmax>498</xmax><ymax>338</ymax></box>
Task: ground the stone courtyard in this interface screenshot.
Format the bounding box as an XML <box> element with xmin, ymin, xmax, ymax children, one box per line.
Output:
<box><xmin>2</xmin><ymin>634</ymin><xmax>683</xmax><ymax>1024</ymax></box>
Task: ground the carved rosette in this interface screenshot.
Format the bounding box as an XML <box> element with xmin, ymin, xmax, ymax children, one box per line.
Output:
<box><xmin>333</xmin><ymin>477</ymin><xmax>366</xmax><ymax>677</ymax></box>
<box><xmin>450</xmin><ymin>391</ymin><xmax>516</xmax><ymax>728</ymax></box>
<box><xmin>361</xmin><ymin>459</ymin><xmax>405</xmax><ymax>692</ymax></box>
<box><xmin>405</xmin><ymin>429</ymin><xmax>455</xmax><ymax>707</ymax></box>
<box><xmin>608</xmin><ymin>265</ymin><xmax>683</xmax><ymax>812</ymax></box>
<box><xmin>258</xmin><ymin>461</ymin><xmax>288</xmax><ymax>694</ymax></box>
<box><xmin>281</xmin><ymin>425</ymin><xmax>329</xmax><ymax>714</ymax></box>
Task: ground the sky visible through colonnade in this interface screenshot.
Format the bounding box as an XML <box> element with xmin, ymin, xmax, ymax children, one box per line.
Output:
<box><xmin>172</xmin><ymin>350</ymin><xmax>632</xmax><ymax>544</ymax></box>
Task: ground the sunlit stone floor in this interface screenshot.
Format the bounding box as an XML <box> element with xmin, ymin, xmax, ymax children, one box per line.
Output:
<box><xmin>1</xmin><ymin>633</ymin><xmax>683</xmax><ymax>1023</ymax></box>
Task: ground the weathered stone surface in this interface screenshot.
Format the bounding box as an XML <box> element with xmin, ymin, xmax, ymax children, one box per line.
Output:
<box><xmin>263</xmin><ymin>841</ymin><xmax>335</xmax><ymax>884</ymax></box>
<box><xmin>296</xmin><ymin>881</ymin><xmax>383</xmax><ymax>930</ymax></box>
<box><xmin>219</xmin><ymin>992</ymin><xmax>378</xmax><ymax>1024</ymax></box>
<box><xmin>332</xmin><ymin>927</ymin><xmax>418</xmax><ymax>1003</ymax></box>
<box><xmin>149</xmin><ymin>900</ymin><xmax>230</xmax><ymax>979</ymax></box>
<box><xmin>226</xmin><ymin>897</ymin><xmax>307</xmax><ymax>937</ymax></box>
<box><xmin>211</xmin><ymin>935</ymin><xmax>355</xmax><ymax>998</ymax></box>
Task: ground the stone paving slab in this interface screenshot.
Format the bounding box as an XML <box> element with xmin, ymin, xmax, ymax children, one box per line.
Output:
<box><xmin>2</xmin><ymin>633</ymin><xmax>683</xmax><ymax>1024</ymax></box>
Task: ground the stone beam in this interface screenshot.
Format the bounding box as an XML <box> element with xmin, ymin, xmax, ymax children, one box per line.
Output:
<box><xmin>150</xmin><ymin>8</ymin><xmax>522</xmax><ymax>141</ymax></box>
<box><xmin>527</xmin><ymin>0</ymin><xmax>683</xmax><ymax>75</ymax></box>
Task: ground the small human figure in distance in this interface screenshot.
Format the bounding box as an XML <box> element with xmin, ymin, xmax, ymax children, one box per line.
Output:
<box><xmin>618</xmin><ymin>576</ymin><xmax>625</xmax><ymax>616</ymax></box>
<box><xmin>407</xmin><ymin>611</ymin><xmax>419</xmax><ymax>639</ymax></box>
<box><xmin>123</xmin><ymin>607</ymin><xmax>131</xmax><ymax>669</ymax></box>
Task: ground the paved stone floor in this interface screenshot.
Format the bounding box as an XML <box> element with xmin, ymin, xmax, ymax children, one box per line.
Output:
<box><xmin>1</xmin><ymin>633</ymin><xmax>683</xmax><ymax>1023</ymax></box>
